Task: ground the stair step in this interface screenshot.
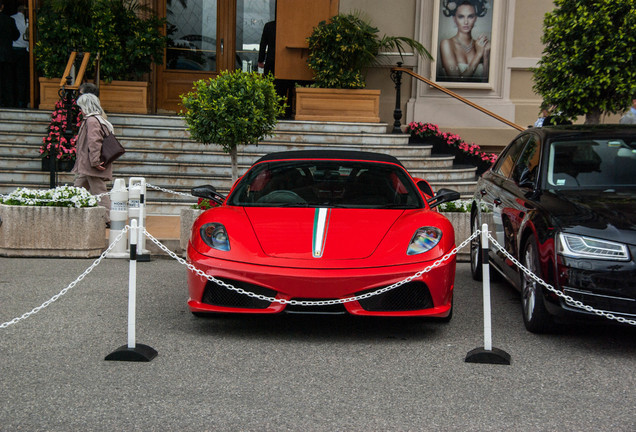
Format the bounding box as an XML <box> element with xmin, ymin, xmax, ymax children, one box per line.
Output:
<box><xmin>0</xmin><ymin>109</ymin><xmax>481</xmax><ymax>215</ymax></box>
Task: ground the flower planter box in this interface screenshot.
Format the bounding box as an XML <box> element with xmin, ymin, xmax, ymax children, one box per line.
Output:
<box><xmin>180</xmin><ymin>208</ymin><xmax>204</xmax><ymax>254</ymax></box>
<box><xmin>294</xmin><ymin>87</ymin><xmax>380</xmax><ymax>123</ymax></box>
<box><xmin>41</xmin><ymin>157</ymin><xmax>75</xmax><ymax>172</ymax></box>
<box><xmin>0</xmin><ymin>204</ymin><xmax>107</xmax><ymax>257</ymax></box>
<box><xmin>39</xmin><ymin>78</ymin><xmax>150</xmax><ymax>114</ymax></box>
<box><xmin>441</xmin><ymin>212</ymin><xmax>493</xmax><ymax>262</ymax></box>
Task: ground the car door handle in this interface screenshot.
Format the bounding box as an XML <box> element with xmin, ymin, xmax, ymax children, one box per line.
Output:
<box><xmin>493</xmin><ymin>198</ymin><xmax>502</xmax><ymax>207</ymax></box>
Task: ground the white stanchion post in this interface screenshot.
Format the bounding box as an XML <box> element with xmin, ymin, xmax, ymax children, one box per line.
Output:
<box><xmin>128</xmin><ymin>177</ymin><xmax>150</xmax><ymax>261</ymax></box>
<box><xmin>106</xmin><ymin>178</ymin><xmax>129</xmax><ymax>259</ymax></box>
<box><xmin>481</xmin><ymin>224</ymin><xmax>493</xmax><ymax>351</ymax></box>
<box><xmin>105</xmin><ymin>219</ymin><xmax>158</xmax><ymax>362</ymax></box>
<box><xmin>465</xmin><ymin>223</ymin><xmax>511</xmax><ymax>365</ymax></box>
<box><xmin>127</xmin><ymin>219</ymin><xmax>137</xmax><ymax>349</ymax></box>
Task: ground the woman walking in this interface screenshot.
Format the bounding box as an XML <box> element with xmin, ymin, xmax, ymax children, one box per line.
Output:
<box><xmin>72</xmin><ymin>93</ymin><xmax>114</xmax><ymax>226</ymax></box>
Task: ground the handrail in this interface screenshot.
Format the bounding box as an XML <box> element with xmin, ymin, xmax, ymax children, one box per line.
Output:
<box><xmin>391</xmin><ymin>66</ymin><xmax>525</xmax><ymax>132</ymax></box>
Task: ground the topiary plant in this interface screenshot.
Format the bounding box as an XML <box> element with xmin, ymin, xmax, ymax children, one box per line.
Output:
<box><xmin>307</xmin><ymin>13</ymin><xmax>432</xmax><ymax>89</ymax></box>
<box><xmin>180</xmin><ymin>70</ymin><xmax>286</xmax><ymax>182</ymax></box>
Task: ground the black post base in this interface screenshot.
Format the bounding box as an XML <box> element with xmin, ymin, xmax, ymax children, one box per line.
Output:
<box><xmin>465</xmin><ymin>346</ymin><xmax>511</xmax><ymax>365</ymax></box>
<box><xmin>105</xmin><ymin>343</ymin><xmax>158</xmax><ymax>362</ymax></box>
<box><xmin>136</xmin><ymin>253</ymin><xmax>151</xmax><ymax>262</ymax></box>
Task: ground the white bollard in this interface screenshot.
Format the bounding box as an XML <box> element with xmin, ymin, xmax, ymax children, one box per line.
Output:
<box><xmin>465</xmin><ymin>222</ymin><xmax>511</xmax><ymax>365</ymax></box>
<box><xmin>106</xmin><ymin>178</ymin><xmax>129</xmax><ymax>258</ymax></box>
<box><xmin>481</xmin><ymin>223</ymin><xmax>493</xmax><ymax>351</ymax></box>
<box><xmin>128</xmin><ymin>177</ymin><xmax>150</xmax><ymax>261</ymax></box>
<box><xmin>104</xmin><ymin>219</ymin><xmax>158</xmax><ymax>362</ymax></box>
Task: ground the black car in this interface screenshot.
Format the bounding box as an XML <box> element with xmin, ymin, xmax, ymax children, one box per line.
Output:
<box><xmin>470</xmin><ymin>125</ymin><xmax>636</xmax><ymax>332</ymax></box>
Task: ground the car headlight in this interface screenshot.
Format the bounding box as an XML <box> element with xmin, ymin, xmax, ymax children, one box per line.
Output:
<box><xmin>200</xmin><ymin>223</ymin><xmax>230</xmax><ymax>251</ymax></box>
<box><xmin>407</xmin><ymin>227</ymin><xmax>442</xmax><ymax>255</ymax></box>
<box><xmin>557</xmin><ymin>233</ymin><xmax>629</xmax><ymax>261</ymax></box>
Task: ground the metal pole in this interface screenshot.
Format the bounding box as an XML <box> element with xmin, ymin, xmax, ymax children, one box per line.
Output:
<box><xmin>390</xmin><ymin>62</ymin><xmax>404</xmax><ymax>134</ymax></box>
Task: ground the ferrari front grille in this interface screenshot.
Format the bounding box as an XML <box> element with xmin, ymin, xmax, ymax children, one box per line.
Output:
<box><xmin>201</xmin><ymin>278</ymin><xmax>276</xmax><ymax>309</ymax></box>
<box><xmin>356</xmin><ymin>281</ymin><xmax>433</xmax><ymax>312</ymax></box>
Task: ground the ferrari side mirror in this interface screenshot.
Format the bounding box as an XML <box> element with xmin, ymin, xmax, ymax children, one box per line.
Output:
<box><xmin>191</xmin><ymin>185</ymin><xmax>226</xmax><ymax>205</ymax></box>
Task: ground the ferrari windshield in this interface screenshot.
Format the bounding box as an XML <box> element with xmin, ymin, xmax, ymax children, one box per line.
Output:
<box><xmin>546</xmin><ymin>138</ymin><xmax>636</xmax><ymax>189</ymax></box>
<box><xmin>229</xmin><ymin>160</ymin><xmax>423</xmax><ymax>208</ymax></box>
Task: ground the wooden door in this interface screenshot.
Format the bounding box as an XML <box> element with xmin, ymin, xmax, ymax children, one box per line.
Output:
<box><xmin>274</xmin><ymin>0</ymin><xmax>338</xmax><ymax>81</ymax></box>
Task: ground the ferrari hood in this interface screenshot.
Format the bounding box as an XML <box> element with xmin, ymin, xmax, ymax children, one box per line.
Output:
<box><xmin>244</xmin><ymin>207</ymin><xmax>402</xmax><ymax>259</ymax></box>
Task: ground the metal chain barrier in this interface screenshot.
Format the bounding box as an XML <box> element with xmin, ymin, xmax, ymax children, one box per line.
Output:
<box><xmin>146</xmin><ymin>183</ymin><xmax>195</xmax><ymax>198</ymax></box>
<box><xmin>487</xmin><ymin>233</ymin><xmax>636</xmax><ymax>326</ymax></box>
<box><xmin>144</xmin><ymin>228</ymin><xmax>479</xmax><ymax>307</ymax></box>
<box><xmin>0</xmin><ymin>227</ymin><xmax>130</xmax><ymax>329</ymax></box>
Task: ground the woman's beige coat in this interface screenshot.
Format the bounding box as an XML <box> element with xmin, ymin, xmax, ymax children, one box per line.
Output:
<box><xmin>71</xmin><ymin>115</ymin><xmax>113</xmax><ymax>180</ymax></box>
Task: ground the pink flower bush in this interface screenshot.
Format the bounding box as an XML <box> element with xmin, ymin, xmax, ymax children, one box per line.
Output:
<box><xmin>40</xmin><ymin>99</ymin><xmax>82</xmax><ymax>162</ymax></box>
<box><xmin>406</xmin><ymin>121</ymin><xmax>498</xmax><ymax>168</ymax></box>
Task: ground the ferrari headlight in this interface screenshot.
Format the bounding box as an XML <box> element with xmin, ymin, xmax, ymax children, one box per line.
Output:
<box><xmin>407</xmin><ymin>227</ymin><xmax>442</xmax><ymax>255</ymax></box>
<box><xmin>200</xmin><ymin>223</ymin><xmax>230</xmax><ymax>251</ymax></box>
<box><xmin>557</xmin><ymin>233</ymin><xmax>629</xmax><ymax>261</ymax></box>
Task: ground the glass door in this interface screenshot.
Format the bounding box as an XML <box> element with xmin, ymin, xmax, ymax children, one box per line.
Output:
<box><xmin>235</xmin><ymin>0</ymin><xmax>276</xmax><ymax>72</ymax></box>
<box><xmin>156</xmin><ymin>0</ymin><xmax>276</xmax><ymax>112</ymax></box>
<box><xmin>166</xmin><ymin>0</ymin><xmax>219</xmax><ymax>72</ymax></box>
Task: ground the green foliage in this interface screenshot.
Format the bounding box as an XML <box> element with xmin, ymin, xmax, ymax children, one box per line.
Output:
<box><xmin>532</xmin><ymin>0</ymin><xmax>636</xmax><ymax>123</ymax></box>
<box><xmin>179</xmin><ymin>70</ymin><xmax>285</xmax><ymax>154</ymax></box>
<box><xmin>307</xmin><ymin>13</ymin><xmax>431</xmax><ymax>89</ymax></box>
<box><xmin>1</xmin><ymin>186</ymin><xmax>98</xmax><ymax>208</ymax></box>
<box><xmin>36</xmin><ymin>0</ymin><xmax>166</xmax><ymax>81</ymax></box>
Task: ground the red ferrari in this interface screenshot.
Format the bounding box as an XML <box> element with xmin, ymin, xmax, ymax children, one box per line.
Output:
<box><xmin>186</xmin><ymin>150</ymin><xmax>460</xmax><ymax>319</ymax></box>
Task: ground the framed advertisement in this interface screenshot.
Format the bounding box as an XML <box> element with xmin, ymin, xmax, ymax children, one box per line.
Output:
<box><xmin>430</xmin><ymin>0</ymin><xmax>498</xmax><ymax>88</ymax></box>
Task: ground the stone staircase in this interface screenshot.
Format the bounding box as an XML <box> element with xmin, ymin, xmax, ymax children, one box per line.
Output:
<box><xmin>0</xmin><ymin>108</ymin><xmax>478</xmax><ymax>215</ymax></box>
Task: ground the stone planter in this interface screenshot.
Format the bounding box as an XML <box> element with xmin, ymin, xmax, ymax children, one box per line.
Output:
<box><xmin>440</xmin><ymin>212</ymin><xmax>493</xmax><ymax>262</ymax></box>
<box><xmin>294</xmin><ymin>87</ymin><xmax>380</xmax><ymax>123</ymax></box>
<box><xmin>39</xmin><ymin>78</ymin><xmax>150</xmax><ymax>114</ymax></box>
<box><xmin>0</xmin><ymin>204</ymin><xmax>107</xmax><ymax>257</ymax></box>
<box><xmin>180</xmin><ymin>208</ymin><xmax>204</xmax><ymax>253</ymax></box>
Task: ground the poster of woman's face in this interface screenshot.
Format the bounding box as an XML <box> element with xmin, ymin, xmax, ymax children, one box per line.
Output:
<box><xmin>434</xmin><ymin>0</ymin><xmax>493</xmax><ymax>85</ymax></box>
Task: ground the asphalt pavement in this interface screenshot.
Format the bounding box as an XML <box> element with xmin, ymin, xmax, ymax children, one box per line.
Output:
<box><xmin>1</xmin><ymin>255</ymin><xmax>634</xmax><ymax>431</ymax></box>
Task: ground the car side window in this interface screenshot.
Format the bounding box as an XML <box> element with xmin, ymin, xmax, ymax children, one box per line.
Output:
<box><xmin>511</xmin><ymin>135</ymin><xmax>541</xmax><ymax>186</ymax></box>
<box><xmin>492</xmin><ymin>136</ymin><xmax>528</xmax><ymax>178</ymax></box>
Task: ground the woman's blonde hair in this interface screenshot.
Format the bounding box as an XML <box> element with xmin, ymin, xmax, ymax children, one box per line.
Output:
<box><xmin>77</xmin><ymin>93</ymin><xmax>114</xmax><ymax>133</ymax></box>
<box><xmin>77</xmin><ymin>93</ymin><xmax>105</xmax><ymax>116</ymax></box>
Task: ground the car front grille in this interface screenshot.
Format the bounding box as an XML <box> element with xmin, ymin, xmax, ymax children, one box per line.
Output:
<box><xmin>356</xmin><ymin>281</ymin><xmax>434</xmax><ymax>312</ymax></box>
<box><xmin>201</xmin><ymin>278</ymin><xmax>276</xmax><ymax>309</ymax></box>
<box><xmin>284</xmin><ymin>298</ymin><xmax>347</xmax><ymax>314</ymax></box>
<box><xmin>563</xmin><ymin>288</ymin><xmax>636</xmax><ymax>317</ymax></box>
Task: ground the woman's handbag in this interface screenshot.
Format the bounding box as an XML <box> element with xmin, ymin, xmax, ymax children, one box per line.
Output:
<box><xmin>99</xmin><ymin>124</ymin><xmax>125</xmax><ymax>165</ymax></box>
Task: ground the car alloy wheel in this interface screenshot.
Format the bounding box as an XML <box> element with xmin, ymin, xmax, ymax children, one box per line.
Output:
<box><xmin>520</xmin><ymin>237</ymin><xmax>553</xmax><ymax>333</ymax></box>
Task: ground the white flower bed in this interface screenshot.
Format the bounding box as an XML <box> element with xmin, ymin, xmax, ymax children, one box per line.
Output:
<box><xmin>1</xmin><ymin>186</ymin><xmax>98</xmax><ymax>208</ymax></box>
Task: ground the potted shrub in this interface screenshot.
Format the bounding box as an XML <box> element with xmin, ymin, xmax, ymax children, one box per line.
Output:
<box><xmin>180</xmin><ymin>70</ymin><xmax>285</xmax><ymax>182</ymax></box>
<box><xmin>36</xmin><ymin>0</ymin><xmax>166</xmax><ymax>113</ymax></box>
<box><xmin>40</xmin><ymin>98</ymin><xmax>83</xmax><ymax>171</ymax></box>
<box><xmin>296</xmin><ymin>13</ymin><xmax>431</xmax><ymax>122</ymax></box>
<box><xmin>406</xmin><ymin>122</ymin><xmax>498</xmax><ymax>176</ymax></box>
<box><xmin>0</xmin><ymin>186</ymin><xmax>107</xmax><ymax>257</ymax></box>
